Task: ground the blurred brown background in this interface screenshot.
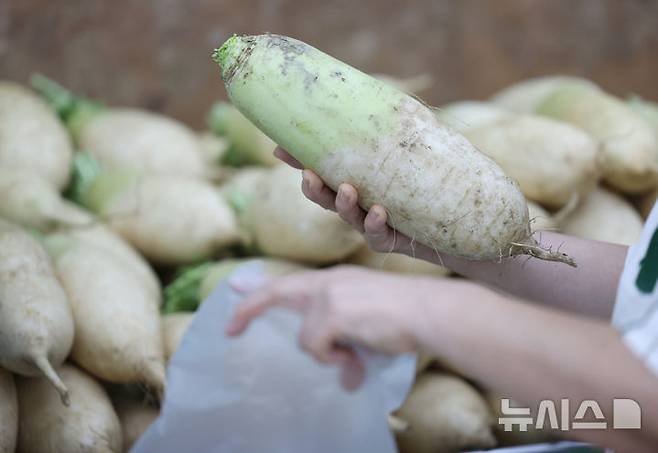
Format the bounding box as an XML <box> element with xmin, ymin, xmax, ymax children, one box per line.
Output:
<box><xmin>2</xmin><ymin>0</ymin><xmax>657</xmax><ymax>128</ymax></box>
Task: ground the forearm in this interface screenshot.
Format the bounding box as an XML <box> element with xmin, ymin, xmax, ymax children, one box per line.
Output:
<box><xmin>412</xmin><ymin>231</ymin><xmax>627</xmax><ymax>319</ymax></box>
<box><xmin>415</xmin><ymin>283</ymin><xmax>658</xmax><ymax>451</ymax></box>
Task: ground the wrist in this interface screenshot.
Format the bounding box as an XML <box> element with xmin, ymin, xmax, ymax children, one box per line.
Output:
<box><xmin>412</xmin><ymin>279</ymin><xmax>498</xmax><ymax>355</ymax></box>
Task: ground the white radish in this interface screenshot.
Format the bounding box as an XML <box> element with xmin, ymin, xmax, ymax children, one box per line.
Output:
<box><xmin>527</xmin><ymin>200</ymin><xmax>557</xmax><ymax>232</ymax></box>
<box><xmin>464</xmin><ymin>114</ymin><xmax>602</xmax><ymax>208</ymax></box>
<box><xmin>208</xmin><ymin>101</ymin><xmax>279</xmax><ymax>167</ymax></box>
<box><xmin>78</xmin><ymin>108</ymin><xmax>209</xmax><ymax>178</ymax></box>
<box><xmin>111</xmin><ymin>390</ymin><xmax>159</xmax><ymax>451</ymax></box>
<box><xmin>196</xmin><ymin>130</ymin><xmax>230</xmax><ymax>166</ymax></box>
<box><xmin>394</xmin><ymin>372</ymin><xmax>496</xmax><ymax>453</ymax></box>
<box><xmin>0</xmin><ymin>169</ymin><xmax>84</xmax><ymax>230</ymax></box>
<box><xmin>490</xmin><ymin>75</ymin><xmax>597</xmax><ymax>113</ymax></box>
<box><xmin>0</xmin><ymin>369</ymin><xmax>17</xmax><ymax>453</ymax></box>
<box><xmin>16</xmin><ymin>364</ymin><xmax>122</xmax><ymax>453</ymax></box>
<box><xmin>44</xmin><ymin>235</ymin><xmax>166</xmax><ymax>396</ymax></box>
<box><xmin>0</xmin><ymin>81</ymin><xmax>73</xmax><ymax>190</ymax></box>
<box><xmin>162</xmin><ymin>313</ymin><xmax>194</xmax><ymax>361</ymax></box>
<box><xmin>0</xmin><ymin>220</ymin><xmax>74</xmax><ymax>404</ymax></box>
<box><xmin>79</xmin><ymin>169</ymin><xmax>240</xmax><ymax>265</ymax></box>
<box><xmin>242</xmin><ymin>165</ymin><xmax>364</xmax><ymax>264</ymax></box>
<box><xmin>52</xmin><ymin>202</ymin><xmax>162</xmax><ymax>302</ymax></box>
<box><xmin>436</xmin><ymin>101</ymin><xmax>510</xmax><ymax>133</ymax></box>
<box><xmin>537</xmin><ymin>84</ymin><xmax>658</xmax><ymax>194</ymax></box>
<box><xmin>214</xmin><ymin>34</ymin><xmax>574</xmax><ymax>265</ymax></box>
<box><xmin>561</xmin><ymin>187</ymin><xmax>643</xmax><ymax>246</ymax></box>
<box><xmin>0</xmin><ymin>172</ymin><xmax>161</xmax><ymax>300</ymax></box>
<box><xmin>31</xmin><ymin>75</ymin><xmax>209</xmax><ymax>180</ymax></box>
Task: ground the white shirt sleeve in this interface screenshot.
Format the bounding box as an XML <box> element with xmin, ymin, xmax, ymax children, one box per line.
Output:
<box><xmin>612</xmin><ymin>201</ymin><xmax>658</xmax><ymax>375</ymax></box>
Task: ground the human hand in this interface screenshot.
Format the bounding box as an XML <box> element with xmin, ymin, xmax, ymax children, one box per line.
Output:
<box><xmin>273</xmin><ymin>147</ymin><xmax>435</xmax><ymax>258</ymax></box>
<box><xmin>225</xmin><ymin>265</ymin><xmax>436</xmax><ymax>391</ymax></box>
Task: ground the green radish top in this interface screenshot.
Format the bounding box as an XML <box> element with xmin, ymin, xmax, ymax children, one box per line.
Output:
<box><xmin>30</xmin><ymin>74</ymin><xmax>104</xmax><ymax>139</ymax></box>
<box><xmin>213</xmin><ymin>34</ymin><xmax>405</xmax><ymax>169</ymax></box>
<box><xmin>66</xmin><ymin>152</ymin><xmax>140</xmax><ymax>213</ymax></box>
<box><xmin>163</xmin><ymin>260</ymin><xmax>240</xmax><ymax>313</ymax></box>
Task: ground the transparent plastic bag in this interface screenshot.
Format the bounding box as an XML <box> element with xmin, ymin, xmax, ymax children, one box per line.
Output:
<box><xmin>133</xmin><ymin>261</ymin><xmax>416</xmax><ymax>453</ymax></box>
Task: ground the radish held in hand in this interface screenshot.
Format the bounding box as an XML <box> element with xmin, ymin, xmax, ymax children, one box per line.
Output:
<box><xmin>44</xmin><ymin>234</ymin><xmax>166</xmax><ymax>396</ymax></box>
<box><xmin>0</xmin><ymin>220</ymin><xmax>74</xmax><ymax>405</ymax></box>
<box><xmin>16</xmin><ymin>364</ymin><xmax>122</xmax><ymax>453</ymax></box>
<box><xmin>0</xmin><ymin>369</ymin><xmax>17</xmax><ymax>453</ymax></box>
<box><xmin>0</xmin><ymin>81</ymin><xmax>73</xmax><ymax>190</ymax></box>
<box><xmin>213</xmin><ymin>34</ymin><xmax>575</xmax><ymax>266</ymax></box>
<box><xmin>31</xmin><ymin>74</ymin><xmax>209</xmax><ymax>180</ymax></box>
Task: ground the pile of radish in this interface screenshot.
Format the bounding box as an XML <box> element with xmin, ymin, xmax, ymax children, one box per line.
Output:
<box><xmin>0</xmin><ymin>34</ymin><xmax>656</xmax><ymax>451</ymax></box>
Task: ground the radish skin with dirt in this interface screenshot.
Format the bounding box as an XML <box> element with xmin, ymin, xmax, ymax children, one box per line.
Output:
<box><xmin>72</xmin><ymin>160</ymin><xmax>240</xmax><ymax>265</ymax></box>
<box><xmin>16</xmin><ymin>364</ymin><xmax>122</xmax><ymax>453</ymax></box>
<box><xmin>31</xmin><ymin>75</ymin><xmax>209</xmax><ymax>180</ymax></box>
<box><xmin>44</xmin><ymin>235</ymin><xmax>166</xmax><ymax>396</ymax></box>
<box><xmin>0</xmin><ymin>81</ymin><xmax>73</xmax><ymax>190</ymax></box>
<box><xmin>463</xmin><ymin>114</ymin><xmax>602</xmax><ymax>208</ymax></box>
<box><xmin>213</xmin><ymin>34</ymin><xmax>574</xmax><ymax>265</ymax></box>
<box><xmin>0</xmin><ymin>220</ymin><xmax>74</xmax><ymax>404</ymax></box>
<box><xmin>0</xmin><ymin>369</ymin><xmax>17</xmax><ymax>453</ymax></box>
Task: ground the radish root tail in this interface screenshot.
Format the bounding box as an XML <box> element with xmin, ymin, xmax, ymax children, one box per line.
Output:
<box><xmin>34</xmin><ymin>355</ymin><xmax>70</xmax><ymax>406</ymax></box>
<box><xmin>510</xmin><ymin>240</ymin><xmax>577</xmax><ymax>267</ymax></box>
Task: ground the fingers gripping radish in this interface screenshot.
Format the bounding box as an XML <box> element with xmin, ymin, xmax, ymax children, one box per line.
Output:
<box><xmin>213</xmin><ymin>34</ymin><xmax>575</xmax><ymax>266</ymax></box>
<box><xmin>0</xmin><ymin>220</ymin><xmax>74</xmax><ymax>404</ymax></box>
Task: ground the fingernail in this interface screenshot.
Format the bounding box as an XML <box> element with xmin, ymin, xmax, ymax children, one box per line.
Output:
<box><xmin>337</xmin><ymin>185</ymin><xmax>346</xmax><ymax>200</ymax></box>
<box><xmin>370</xmin><ymin>210</ymin><xmax>380</xmax><ymax>221</ymax></box>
